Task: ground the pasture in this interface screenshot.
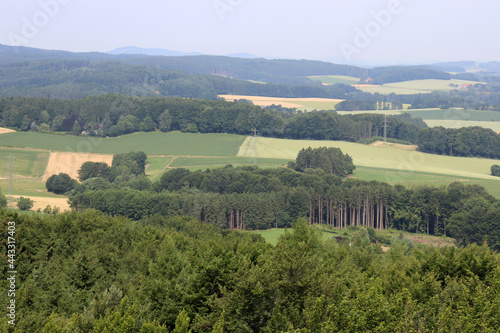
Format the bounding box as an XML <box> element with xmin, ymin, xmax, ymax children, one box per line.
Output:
<box><xmin>0</xmin><ymin>131</ymin><xmax>246</xmax><ymax>156</ymax></box>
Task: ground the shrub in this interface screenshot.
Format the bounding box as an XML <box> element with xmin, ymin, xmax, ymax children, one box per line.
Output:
<box><xmin>46</xmin><ymin>173</ymin><xmax>78</xmax><ymax>194</ymax></box>
<box><xmin>17</xmin><ymin>197</ymin><xmax>34</xmax><ymax>211</ymax></box>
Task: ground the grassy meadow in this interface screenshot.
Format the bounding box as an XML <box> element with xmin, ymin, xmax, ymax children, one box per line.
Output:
<box><xmin>0</xmin><ymin>131</ymin><xmax>246</xmax><ymax>156</ymax></box>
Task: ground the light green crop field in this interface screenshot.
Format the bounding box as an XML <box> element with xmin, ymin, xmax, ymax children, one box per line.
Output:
<box><xmin>0</xmin><ymin>132</ymin><xmax>246</xmax><ymax>156</ymax></box>
<box><xmin>0</xmin><ymin>178</ymin><xmax>62</xmax><ymax>198</ymax></box>
<box><xmin>353</xmin><ymin>166</ymin><xmax>500</xmax><ymax>197</ymax></box>
<box><xmin>357</xmin><ymin>79</ymin><xmax>483</xmax><ymax>95</ymax></box>
<box><xmin>0</xmin><ymin>148</ymin><xmax>49</xmax><ymax>178</ymax></box>
<box><xmin>169</xmin><ymin>157</ymin><xmax>290</xmax><ymax>169</ymax></box>
<box><xmin>307</xmin><ymin>75</ymin><xmax>361</xmax><ymax>85</ymax></box>
<box><xmin>238</xmin><ymin>136</ymin><xmax>500</xmax><ymax>180</ymax></box>
<box><xmin>424</xmin><ymin>120</ymin><xmax>500</xmax><ymax>132</ymax></box>
<box><xmin>404</xmin><ymin>109</ymin><xmax>500</xmax><ymax>122</ymax></box>
<box><xmin>297</xmin><ymin>101</ymin><xmax>340</xmax><ymax>112</ymax></box>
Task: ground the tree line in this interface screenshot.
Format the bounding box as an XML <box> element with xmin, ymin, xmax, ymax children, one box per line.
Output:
<box><xmin>0</xmin><ymin>95</ymin><xmax>423</xmax><ymax>142</ymax></box>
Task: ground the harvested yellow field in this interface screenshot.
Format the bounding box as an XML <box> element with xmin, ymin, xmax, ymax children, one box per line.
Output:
<box><xmin>7</xmin><ymin>195</ymin><xmax>71</xmax><ymax>212</ymax></box>
<box><xmin>42</xmin><ymin>152</ymin><xmax>113</xmax><ymax>181</ymax></box>
<box><xmin>219</xmin><ymin>95</ymin><xmax>343</xmax><ymax>109</ymax></box>
<box><xmin>0</xmin><ymin>127</ymin><xmax>15</xmax><ymax>134</ymax></box>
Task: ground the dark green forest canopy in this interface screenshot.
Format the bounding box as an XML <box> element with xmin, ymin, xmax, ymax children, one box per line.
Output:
<box><xmin>1</xmin><ymin>209</ymin><xmax>500</xmax><ymax>332</ymax></box>
<box><xmin>0</xmin><ymin>95</ymin><xmax>424</xmax><ymax>143</ymax></box>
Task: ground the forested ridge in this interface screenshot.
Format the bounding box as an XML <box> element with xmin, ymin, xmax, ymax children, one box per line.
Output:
<box><xmin>6</xmin><ymin>94</ymin><xmax>500</xmax><ymax>159</ymax></box>
<box><xmin>1</xmin><ymin>209</ymin><xmax>500</xmax><ymax>332</ymax></box>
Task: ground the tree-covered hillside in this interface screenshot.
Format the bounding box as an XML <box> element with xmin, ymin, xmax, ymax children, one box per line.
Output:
<box><xmin>1</xmin><ymin>209</ymin><xmax>499</xmax><ymax>332</ymax></box>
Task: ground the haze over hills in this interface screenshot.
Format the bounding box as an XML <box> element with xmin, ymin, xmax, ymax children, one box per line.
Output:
<box><xmin>107</xmin><ymin>46</ymin><xmax>204</xmax><ymax>57</ymax></box>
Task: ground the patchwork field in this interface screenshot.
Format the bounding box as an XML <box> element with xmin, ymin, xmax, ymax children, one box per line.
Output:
<box><xmin>219</xmin><ymin>95</ymin><xmax>342</xmax><ymax>111</ymax></box>
<box><xmin>3</xmin><ymin>130</ymin><xmax>500</xmax><ymax>212</ymax></box>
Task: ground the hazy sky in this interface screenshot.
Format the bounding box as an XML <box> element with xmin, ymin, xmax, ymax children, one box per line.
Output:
<box><xmin>1</xmin><ymin>0</ymin><xmax>499</xmax><ymax>66</ymax></box>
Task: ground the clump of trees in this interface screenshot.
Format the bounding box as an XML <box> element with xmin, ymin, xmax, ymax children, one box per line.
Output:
<box><xmin>491</xmin><ymin>164</ymin><xmax>500</xmax><ymax>177</ymax></box>
<box><xmin>292</xmin><ymin>146</ymin><xmax>355</xmax><ymax>177</ymax></box>
<box><xmin>46</xmin><ymin>173</ymin><xmax>78</xmax><ymax>195</ymax></box>
<box><xmin>17</xmin><ymin>196</ymin><xmax>34</xmax><ymax>210</ymax></box>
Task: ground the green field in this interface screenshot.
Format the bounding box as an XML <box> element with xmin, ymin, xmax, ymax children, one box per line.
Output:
<box><xmin>297</xmin><ymin>101</ymin><xmax>340</xmax><ymax>111</ymax></box>
<box><xmin>238</xmin><ymin>136</ymin><xmax>500</xmax><ymax>180</ymax></box>
<box><xmin>169</xmin><ymin>157</ymin><xmax>290</xmax><ymax>169</ymax></box>
<box><xmin>404</xmin><ymin>109</ymin><xmax>500</xmax><ymax>121</ymax></box>
<box><xmin>0</xmin><ymin>132</ymin><xmax>246</xmax><ymax>156</ymax></box>
<box><xmin>354</xmin><ymin>166</ymin><xmax>500</xmax><ymax>197</ymax></box>
<box><xmin>252</xmin><ymin>227</ymin><xmax>350</xmax><ymax>245</ymax></box>
<box><xmin>0</xmin><ymin>178</ymin><xmax>62</xmax><ymax>198</ymax></box>
<box><xmin>424</xmin><ymin>120</ymin><xmax>500</xmax><ymax>132</ymax></box>
<box><xmin>357</xmin><ymin>79</ymin><xmax>483</xmax><ymax>95</ymax></box>
<box><xmin>0</xmin><ymin>148</ymin><xmax>49</xmax><ymax>178</ymax></box>
<box><xmin>307</xmin><ymin>75</ymin><xmax>361</xmax><ymax>85</ymax></box>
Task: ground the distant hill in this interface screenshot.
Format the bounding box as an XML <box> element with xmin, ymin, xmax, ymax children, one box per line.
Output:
<box><xmin>0</xmin><ymin>44</ymin><xmax>497</xmax><ymax>101</ymax></box>
<box><xmin>108</xmin><ymin>46</ymin><xmax>203</xmax><ymax>57</ymax></box>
